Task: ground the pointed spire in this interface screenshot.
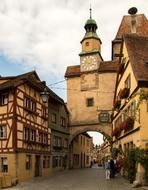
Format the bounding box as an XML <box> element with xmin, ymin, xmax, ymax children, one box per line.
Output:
<box><xmin>89</xmin><ymin>4</ymin><xmax>92</xmax><ymax>19</ymax></box>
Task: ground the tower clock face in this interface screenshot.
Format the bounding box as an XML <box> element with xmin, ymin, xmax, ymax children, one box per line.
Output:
<box><xmin>81</xmin><ymin>55</ymin><xmax>97</xmax><ymax>71</ymax></box>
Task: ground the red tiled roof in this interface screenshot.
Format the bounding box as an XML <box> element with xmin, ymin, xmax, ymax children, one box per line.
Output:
<box><xmin>124</xmin><ymin>34</ymin><xmax>148</xmax><ymax>83</ymax></box>
<box><xmin>114</xmin><ymin>14</ymin><xmax>148</xmax><ymax>40</ymax></box>
<box><xmin>99</xmin><ymin>61</ymin><xmax>118</xmax><ymax>72</ymax></box>
<box><xmin>65</xmin><ymin>65</ymin><xmax>81</xmax><ymax>77</ymax></box>
<box><xmin>0</xmin><ymin>71</ymin><xmax>65</xmax><ymax>104</ymax></box>
<box><xmin>65</xmin><ymin>61</ymin><xmax>118</xmax><ymax>77</ymax></box>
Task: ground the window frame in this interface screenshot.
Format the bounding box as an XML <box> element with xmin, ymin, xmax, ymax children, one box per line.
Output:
<box><xmin>0</xmin><ymin>125</ymin><xmax>7</xmax><ymax>139</ymax></box>
<box><xmin>86</xmin><ymin>98</ymin><xmax>94</xmax><ymax>107</ymax></box>
<box><xmin>0</xmin><ymin>93</ymin><xmax>8</xmax><ymax>106</ymax></box>
<box><xmin>1</xmin><ymin>157</ymin><xmax>8</xmax><ymax>173</ymax></box>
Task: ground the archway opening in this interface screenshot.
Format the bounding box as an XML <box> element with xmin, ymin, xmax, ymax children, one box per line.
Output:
<box><xmin>69</xmin><ymin>130</ymin><xmax>112</xmax><ymax>169</ymax></box>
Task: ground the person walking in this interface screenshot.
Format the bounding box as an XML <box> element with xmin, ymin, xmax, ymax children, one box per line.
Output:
<box><xmin>104</xmin><ymin>158</ymin><xmax>110</xmax><ymax>179</ymax></box>
<box><xmin>110</xmin><ymin>158</ymin><xmax>115</xmax><ymax>178</ymax></box>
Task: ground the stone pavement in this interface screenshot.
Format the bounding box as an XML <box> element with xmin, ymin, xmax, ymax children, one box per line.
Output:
<box><xmin>5</xmin><ymin>166</ymin><xmax>144</xmax><ymax>190</ymax></box>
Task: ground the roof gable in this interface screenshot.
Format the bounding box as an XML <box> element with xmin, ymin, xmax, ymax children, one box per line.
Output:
<box><xmin>124</xmin><ymin>34</ymin><xmax>148</xmax><ymax>84</ymax></box>
<box><xmin>114</xmin><ymin>14</ymin><xmax>148</xmax><ymax>40</ymax></box>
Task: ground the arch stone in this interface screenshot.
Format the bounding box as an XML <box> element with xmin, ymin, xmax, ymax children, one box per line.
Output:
<box><xmin>69</xmin><ymin>123</ymin><xmax>112</xmax><ymax>144</ymax></box>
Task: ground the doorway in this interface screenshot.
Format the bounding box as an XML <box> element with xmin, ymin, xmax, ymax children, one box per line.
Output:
<box><xmin>35</xmin><ymin>155</ymin><xmax>41</xmax><ymax>177</ymax></box>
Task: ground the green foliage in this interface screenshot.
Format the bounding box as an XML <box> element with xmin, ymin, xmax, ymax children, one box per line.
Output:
<box><xmin>123</xmin><ymin>148</ymin><xmax>148</xmax><ymax>184</ymax></box>
<box><xmin>127</xmin><ymin>149</ymin><xmax>136</xmax><ymax>183</ymax></box>
<box><xmin>112</xmin><ymin>147</ymin><xmax>120</xmax><ymax>158</ymax></box>
<box><xmin>135</xmin><ymin>148</ymin><xmax>148</xmax><ymax>184</ymax></box>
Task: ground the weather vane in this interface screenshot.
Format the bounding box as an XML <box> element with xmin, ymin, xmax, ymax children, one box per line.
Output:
<box><xmin>89</xmin><ymin>4</ymin><xmax>92</xmax><ymax>19</ymax></box>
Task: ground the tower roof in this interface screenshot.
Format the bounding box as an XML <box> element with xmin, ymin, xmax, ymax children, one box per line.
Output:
<box><xmin>84</xmin><ymin>18</ymin><xmax>98</xmax><ymax>30</ymax></box>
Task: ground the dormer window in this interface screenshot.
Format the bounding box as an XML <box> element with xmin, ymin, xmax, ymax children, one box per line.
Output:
<box><xmin>125</xmin><ymin>74</ymin><xmax>131</xmax><ymax>88</ymax></box>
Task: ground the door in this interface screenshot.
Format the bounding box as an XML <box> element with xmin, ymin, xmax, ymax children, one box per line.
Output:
<box><xmin>35</xmin><ymin>155</ymin><xmax>40</xmax><ymax>177</ymax></box>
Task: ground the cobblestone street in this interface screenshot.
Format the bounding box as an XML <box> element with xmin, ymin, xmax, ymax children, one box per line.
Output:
<box><xmin>5</xmin><ymin>165</ymin><xmax>143</xmax><ymax>190</ymax></box>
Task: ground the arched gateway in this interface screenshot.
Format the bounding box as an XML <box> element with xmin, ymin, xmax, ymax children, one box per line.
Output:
<box><xmin>69</xmin><ymin>123</ymin><xmax>112</xmax><ymax>144</ymax></box>
<box><xmin>65</xmin><ymin>11</ymin><xmax>118</xmax><ymax>145</ymax></box>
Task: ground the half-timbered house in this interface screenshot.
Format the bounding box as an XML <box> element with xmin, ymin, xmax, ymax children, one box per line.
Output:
<box><xmin>0</xmin><ymin>71</ymin><xmax>51</xmax><ymax>185</ymax></box>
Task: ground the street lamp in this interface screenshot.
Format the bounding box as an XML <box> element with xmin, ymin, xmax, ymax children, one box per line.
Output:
<box><xmin>40</xmin><ymin>87</ymin><xmax>49</xmax><ymax>103</ymax></box>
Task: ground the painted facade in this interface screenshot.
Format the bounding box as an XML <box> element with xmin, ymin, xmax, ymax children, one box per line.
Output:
<box><xmin>112</xmin><ymin>34</ymin><xmax>148</xmax><ymax>183</ymax></box>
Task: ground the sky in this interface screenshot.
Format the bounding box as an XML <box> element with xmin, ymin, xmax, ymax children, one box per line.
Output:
<box><xmin>0</xmin><ymin>0</ymin><xmax>148</xmax><ymax>145</ymax></box>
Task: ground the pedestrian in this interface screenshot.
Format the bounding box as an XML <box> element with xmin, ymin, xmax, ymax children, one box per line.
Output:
<box><xmin>104</xmin><ymin>158</ymin><xmax>110</xmax><ymax>180</ymax></box>
<box><xmin>110</xmin><ymin>157</ymin><xmax>115</xmax><ymax>178</ymax></box>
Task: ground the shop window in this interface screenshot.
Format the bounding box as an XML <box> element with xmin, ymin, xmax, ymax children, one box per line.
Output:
<box><xmin>1</xmin><ymin>157</ymin><xmax>8</xmax><ymax>173</ymax></box>
<box><xmin>0</xmin><ymin>125</ymin><xmax>6</xmax><ymax>139</ymax></box>
<box><xmin>26</xmin><ymin>155</ymin><xmax>31</xmax><ymax>170</ymax></box>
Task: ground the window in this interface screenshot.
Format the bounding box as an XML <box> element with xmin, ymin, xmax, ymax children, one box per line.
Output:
<box><xmin>43</xmin><ymin>133</ymin><xmax>48</xmax><ymax>144</ymax></box>
<box><xmin>1</xmin><ymin>157</ymin><xmax>8</xmax><ymax>173</ymax></box>
<box><xmin>24</xmin><ymin>97</ymin><xmax>30</xmax><ymax>109</ymax></box>
<box><xmin>24</xmin><ymin>128</ymin><xmax>29</xmax><ymax>141</ymax></box>
<box><xmin>26</xmin><ymin>155</ymin><xmax>31</xmax><ymax>170</ymax></box>
<box><xmin>30</xmin><ymin>130</ymin><xmax>36</xmax><ymax>142</ymax></box>
<box><xmin>42</xmin><ymin>106</ymin><xmax>47</xmax><ymax>118</ymax></box>
<box><xmin>53</xmin><ymin>136</ymin><xmax>62</xmax><ymax>147</ymax></box>
<box><xmin>0</xmin><ymin>125</ymin><xmax>6</xmax><ymax>139</ymax></box>
<box><xmin>30</xmin><ymin>99</ymin><xmax>36</xmax><ymax>112</ymax></box>
<box><xmin>39</xmin><ymin>131</ymin><xmax>43</xmax><ymax>143</ymax></box>
<box><xmin>125</xmin><ymin>74</ymin><xmax>131</xmax><ymax>89</ymax></box>
<box><xmin>86</xmin><ymin>98</ymin><xmax>94</xmax><ymax>107</ymax></box>
<box><xmin>60</xmin><ymin>117</ymin><xmax>66</xmax><ymax>127</ymax></box>
<box><xmin>24</xmin><ymin>96</ymin><xmax>36</xmax><ymax>112</ymax></box>
<box><xmin>51</xmin><ymin>113</ymin><xmax>56</xmax><ymax>123</ymax></box>
<box><xmin>86</xmin><ymin>42</ymin><xmax>89</xmax><ymax>46</ymax></box>
<box><xmin>0</xmin><ymin>93</ymin><xmax>8</xmax><ymax>105</ymax></box>
<box><xmin>64</xmin><ymin>139</ymin><xmax>68</xmax><ymax>148</ymax></box>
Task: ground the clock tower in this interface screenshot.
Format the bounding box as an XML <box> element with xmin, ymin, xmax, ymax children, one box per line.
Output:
<box><xmin>80</xmin><ymin>8</ymin><xmax>103</xmax><ymax>72</ymax></box>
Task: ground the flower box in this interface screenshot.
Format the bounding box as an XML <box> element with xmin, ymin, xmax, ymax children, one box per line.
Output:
<box><xmin>124</xmin><ymin>117</ymin><xmax>134</xmax><ymax>132</ymax></box>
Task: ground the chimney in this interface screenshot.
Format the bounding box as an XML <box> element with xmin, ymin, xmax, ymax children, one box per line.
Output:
<box><xmin>128</xmin><ymin>7</ymin><xmax>138</xmax><ymax>33</ymax></box>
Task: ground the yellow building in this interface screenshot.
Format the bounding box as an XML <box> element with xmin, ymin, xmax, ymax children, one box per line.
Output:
<box><xmin>0</xmin><ymin>71</ymin><xmax>51</xmax><ymax>187</ymax></box>
<box><xmin>71</xmin><ymin>133</ymin><xmax>92</xmax><ymax>168</ymax></box>
<box><xmin>112</xmin><ymin>35</ymin><xmax>148</xmax><ymax>184</ymax></box>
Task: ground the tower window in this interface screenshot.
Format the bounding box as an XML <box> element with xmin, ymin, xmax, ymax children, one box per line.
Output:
<box><xmin>86</xmin><ymin>98</ymin><xmax>94</xmax><ymax>107</ymax></box>
<box><xmin>86</xmin><ymin>42</ymin><xmax>89</xmax><ymax>46</ymax></box>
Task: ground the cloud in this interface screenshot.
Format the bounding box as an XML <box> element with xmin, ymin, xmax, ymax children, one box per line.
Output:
<box><xmin>0</xmin><ymin>0</ymin><xmax>148</xmax><ymax>79</ymax></box>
